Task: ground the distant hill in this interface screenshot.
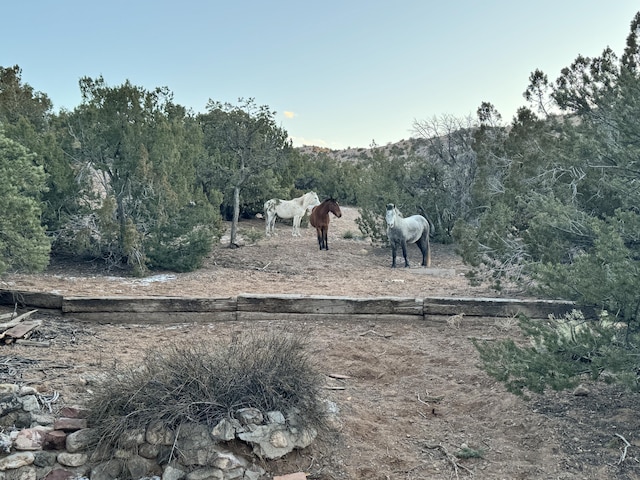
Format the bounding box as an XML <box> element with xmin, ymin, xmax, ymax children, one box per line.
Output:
<box><xmin>296</xmin><ymin>137</ymin><xmax>431</xmax><ymax>162</ymax></box>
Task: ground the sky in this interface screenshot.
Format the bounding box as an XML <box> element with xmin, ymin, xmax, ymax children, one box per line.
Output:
<box><xmin>2</xmin><ymin>2</ymin><xmax>639</xmax><ymax>150</ymax></box>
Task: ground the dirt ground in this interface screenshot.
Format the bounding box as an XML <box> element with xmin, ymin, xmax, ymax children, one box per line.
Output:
<box><xmin>2</xmin><ymin>207</ymin><xmax>640</xmax><ymax>479</ymax></box>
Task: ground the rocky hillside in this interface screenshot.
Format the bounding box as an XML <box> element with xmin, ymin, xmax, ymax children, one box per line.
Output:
<box><xmin>296</xmin><ymin>137</ymin><xmax>432</xmax><ymax>162</ymax></box>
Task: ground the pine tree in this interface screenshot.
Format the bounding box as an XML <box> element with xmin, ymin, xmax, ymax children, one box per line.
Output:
<box><xmin>0</xmin><ymin>130</ymin><xmax>50</xmax><ymax>274</ymax></box>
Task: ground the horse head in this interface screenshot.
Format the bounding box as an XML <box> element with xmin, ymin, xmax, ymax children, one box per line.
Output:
<box><xmin>386</xmin><ymin>203</ymin><xmax>397</xmax><ymax>228</ymax></box>
<box><xmin>305</xmin><ymin>192</ymin><xmax>321</xmax><ymax>211</ymax></box>
<box><xmin>329</xmin><ymin>198</ymin><xmax>342</xmax><ymax>218</ymax></box>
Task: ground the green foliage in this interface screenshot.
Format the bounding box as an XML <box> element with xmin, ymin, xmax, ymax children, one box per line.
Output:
<box><xmin>354</xmin><ymin>148</ymin><xmax>444</xmax><ymax>244</ymax></box>
<box><xmin>146</xmin><ymin>201</ymin><xmax>219</xmax><ymax>272</ymax></box>
<box><xmin>455</xmin><ymin>447</ymin><xmax>485</xmax><ymax>459</ymax></box>
<box><xmin>293</xmin><ymin>152</ymin><xmax>361</xmax><ymax>205</ymax></box>
<box><xmin>86</xmin><ymin>332</ymin><xmax>327</xmax><ymax>451</ymax></box>
<box><xmin>474</xmin><ymin>310</ymin><xmax>640</xmax><ymax>398</ymax></box>
<box><xmin>456</xmin><ymin>13</ymin><xmax>640</xmax><ymax>337</ymax></box>
<box><xmin>239</xmin><ymin>226</ymin><xmax>264</xmax><ymax>244</ymax></box>
<box><xmin>0</xmin><ymin>66</ymin><xmax>84</xmax><ymax>235</ymax></box>
<box><xmin>198</xmin><ymin>98</ymin><xmax>290</xmax><ymax>244</ymax></box>
<box><xmin>0</xmin><ymin>130</ymin><xmax>50</xmax><ymax>274</ymax></box>
<box><xmin>532</xmin><ymin>212</ymin><xmax>640</xmax><ymax>327</ymax></box>
<box><xmin>62</xmin><ymin>77</ymin><xmax>222</xmax><ymax>273</ymax></box>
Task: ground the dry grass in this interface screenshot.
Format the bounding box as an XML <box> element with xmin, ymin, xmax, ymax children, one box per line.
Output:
<box><xmin>86</xmin><ymin>331</ymin><xmax>327</xmax><ymax>450</ymax></box>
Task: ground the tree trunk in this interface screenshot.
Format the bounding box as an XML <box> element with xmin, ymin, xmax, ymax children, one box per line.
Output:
<box><xmin>229</xmin><ymin>185</ymin><xmax>240</xmax><ymax>246</ymax></box>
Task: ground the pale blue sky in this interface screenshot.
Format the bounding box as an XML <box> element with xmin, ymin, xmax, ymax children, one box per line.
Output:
<box><xmin>2</xmin><ymin>2</ymin><xmax>638</xmax><ymax>149</ymax></box>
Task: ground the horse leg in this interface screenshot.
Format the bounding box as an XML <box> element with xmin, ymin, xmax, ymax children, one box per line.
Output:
<box><xmin>265</xmin><ymin>213</ymin><xmax>273</xmax><ymax>236</ymax></box>
<box><xmin>401</xmin><ymin>240</ymin><xmax>410</xmax><ymax>267</ymax></box>
<box><xmin>417</xmin><ymin>234</ymin><xmax>431</xmax><ymax>267</ymax></box>
<box><xmin>316</xmin><ymin>227</ymin><xmax>323</xmax><ymax>250</ymax></box>
<box><xmin>390</xmin><ymin>242</ymin><xmax>398</xmax><ymax>268</ymax></box>
<box><xmin>323</xmin><ymin>227</ymin><xmax>329</xmax><ymax>250</ymax></box>
<box><xmin>293</xmin><ymin>215</ymin><xmax>301</xmax><ymax>236</ymax></box>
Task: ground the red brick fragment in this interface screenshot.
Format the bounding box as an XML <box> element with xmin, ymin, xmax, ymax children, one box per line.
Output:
<box><xmin>53</xmin><ymin>417</ymin><xmax>87</xmax><ymax>431</ymax></box>
<box><xmin>43</xmin><ymin>430</ymin><xmax>67</xmax><ymax>450</ymax></box>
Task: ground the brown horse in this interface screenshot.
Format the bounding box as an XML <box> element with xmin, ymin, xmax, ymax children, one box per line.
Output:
<box><xmin>310</xmin><ymin>198</ymin><xmax>342</xmax><ymax>250</ymax></box>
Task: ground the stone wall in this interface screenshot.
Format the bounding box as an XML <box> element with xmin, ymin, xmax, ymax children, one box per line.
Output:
<box><xmin>0</xmin><ymin>383</ymin><xmax>326</xmax><ymax>480</ymax></box>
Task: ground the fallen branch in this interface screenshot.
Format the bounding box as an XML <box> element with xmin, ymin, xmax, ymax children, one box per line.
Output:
<box><xmin>359</xmin><ymin>329</ymin><xmax>392</xmax><ymax>338</ymax></box>
<box><xmin>615</xmin><ymin>433</ymin><xmax>631</xmax><ymax>465</ymax></box>
<box><xmin>423</xmin><ymin>443</ymin><xmax>473</xmax><ymax>478</ymax></box>
<box><xmin>15</xmin><ymin>339</ymin><xmax>50</xmax><ymax>347</ymax></box>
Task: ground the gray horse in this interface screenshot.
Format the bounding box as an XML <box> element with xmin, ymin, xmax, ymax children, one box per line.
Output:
<box><xmin>385</xmin><ymin>203</ymin><xmax>431</xmax><ymax>268</ymax></box>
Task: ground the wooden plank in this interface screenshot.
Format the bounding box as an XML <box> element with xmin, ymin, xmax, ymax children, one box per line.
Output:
<box><xmin>2</xmin><ymin>320</ymin><xmax>42</xmax><ymax>339</ymax></box>
<box><xmin>62</xmin><ymin>296</ymin><xmax>236</xmax><ymax>313</ymax></box>
<box><xmin>0</xmin><ymin>309</ymin><xmax>38</xmax><ymax>330</ymax></box>
<box><xmin>237</xmin><ymin>294</ymin><xmax>423</xmax><ymax>316</ymax></box>
<box><xmin>423</xmin><ymin>296</ymin><xmax>586</xmax><ymax>319</ymax></box>
<box><xmin>65</xmin><ymin>311</ymin><xmax>237</xmax><ymax>324</ymax></box>
<box><xmin>236</xmin><ymin>311</ymin><xmax>420</xmax><ymax>323</ymax></box>
<box><xmin>0</xmin><ymin>290</ymin><xmax>63</xmax><ymax>310</ymax></box>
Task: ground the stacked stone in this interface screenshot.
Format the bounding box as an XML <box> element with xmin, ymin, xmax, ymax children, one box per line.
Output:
<box><xmin>0</xmin><ymin>384</ymin><xmax>319</xmax><ymax>480</ymax></box>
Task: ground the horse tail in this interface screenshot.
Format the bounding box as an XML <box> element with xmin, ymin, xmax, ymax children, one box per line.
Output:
<box><xmin>426</xmin><ymin>214</ymin><xmax>435</xmax><ymax>236</ymax></box>
<box><xmin>417</xmin><ymin>206</ymin><xmax>435</xmax><ymax>236</ymax></box>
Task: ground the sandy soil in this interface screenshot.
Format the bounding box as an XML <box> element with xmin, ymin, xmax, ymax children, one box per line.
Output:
<box><xmin>1</xmin><ymin>207</ymin><xmax>639</xmax><ymax>479</ymax></box>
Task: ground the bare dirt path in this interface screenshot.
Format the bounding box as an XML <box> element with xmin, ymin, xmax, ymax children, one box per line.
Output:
<box><xmin>1</xmin><ymin>207</ymin><xmax>639</xmax><ymax>479</ymax></box>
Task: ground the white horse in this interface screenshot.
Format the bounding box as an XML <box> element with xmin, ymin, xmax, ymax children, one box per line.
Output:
<box><xmin>264</xmin><ymin>191</ymin><xmax>321</xmax><ymax>236</ymax></box>
<box><xmin>385</xmin><ymin>203</ymin><xmax>431</xmax><ymax>268</ymax></box>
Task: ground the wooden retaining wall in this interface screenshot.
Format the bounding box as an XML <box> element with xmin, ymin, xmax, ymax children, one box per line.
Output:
<box><xmin>0</xmin><ymin>289</ymin><xmax>583</xmax><ymax>324</ymax></box>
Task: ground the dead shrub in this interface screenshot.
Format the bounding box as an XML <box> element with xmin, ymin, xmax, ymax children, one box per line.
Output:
<box><xmin>86</xmin><ymin>331</ymin><xmax>327</xmax><ymax>450</ymax></box>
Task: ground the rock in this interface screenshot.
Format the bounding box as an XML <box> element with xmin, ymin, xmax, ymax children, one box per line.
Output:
<box><xmin>268</xmin><ymin>430</ymin><xmax>289</xmax><ymax>449</ymax></box>
<box><xmin>126</xmin><ymin>455</ymin><xmax>159</xmax><ymax>479</ymax></box>
<box><xmin>175</xmin><ymin>423</ymin><xmax>217</xmax><ymax>466</ymax></box>
<box><xmin>1</xmin><ymin>411</ymin><xmax>32</xmax><ymax>429</ymax></box>
<box><xmin>210</xmin><ymin>418</ymin><xmax>238</xmax><ymax>442</ymax></box>
<box><xmin>41</xmin><ymin>467</ymin><xmax>75</xmax><ymax>480</ymax></box>
<box><xmin>17</xmin><ymin>387</ymin><xmax>38</xmax><ymax>397</ymax></box>
<box><xmin>266</xmin><ymin>411</ymin><xmax>286</xmax><ymax>424</ymax></box>
<box><xmin>17</xmin><ymin>396</ymin><xmax>39</xmax><ymax>413</ymax></box>
<box><xmin>146</xmin><ymin>421</ymin><xmax>175</xmax><ymax>446</ymax></box>
<box><xmin>30</xmin><ymin>413</ymin><xmax>55</xmax><ymax>427</ymax></box>
<box><xmin>56</xmin><ymin>452</ymin><xmax>88</xmax><ymax>468</ymax></box>
<box><xmin>221</xmin><ymin>467</ymin><xmax>244</xmax><ymax>479</ymax></box>
<box><xmin>235</xmin><ymin>408</ymin><xmax>263</xmax><ymax>426</ymax></box>
<box><xmin>42</xmin><ymin>430</ymin><xmax>67</xmax><ymax>450</ymax></box>
<box><xmin>238</xmin><ymin>423</ymin><xmax>317</xmax><ymax>460</ymax></box>
<box><xmin>3</xmin><ymin>465</ymin><xmax>36</xmax><ymax>480</ymax></box>
<box><xmin>0</xmin><ymin>385</ymin><xmax>19</xmax><ymax>395</ymax></box>
<box><xmin>138</xmin><ymin>442</ymin><xmax>161</xmax><ymax>459</ymax></box>
<box><xmin>184</xmin><ymin>467</ymin><xmax>224</xmax><ymax>480</ymax></box>
<box><xmin>0</xmin><ymin>452</ymin><xmax>35</xmax><ymax>471</ymax></box>
<box><xmin>244</xmin><ymin>468</ymin><xmax>266</xmax><ymax>480</ymax></box>
<box><xmin>210</xmin><ymin>450</ymin><xmax>247</xmax><ymax>470</ymax></box>
<box><xmin>162</xmin><ymin>464</ymin><xmax>186</xmax><ymax>480</ymax></box>
<box><xmin>57</xmin><ymin>407</ymin><xmax>88</xmax><ymax>419</ymax></box>
<box><xmin>53</xmin><ymin>418</ymin><xmax>87</xmax><ymax>432</ymax></box>
<box><xmin>14</xmin><ymin>428</ymin><xmax>49</xmax><ymax>451</ymax></box>
<box><xmin>90</xmin><ymin>459</ymin><xmax>123</xmax><ymax>480</ymax></box>
<box><xmin>273</xmin><ymin>473</ymin><xmax>307</xmax><ymax>480</ymax></box>
<box><xmin>573</xmin><ymin>385</ymin><xmax>590</xmax><ymax>396</ymax></box>
<box><xmin>65</xmin><ymin>428</ymin><xmax>95</xmax><ymax>453</ymax></box>
<box><xmin>32</xmin><ymin>451</ymin><xmax>57</xmax><ymax>468</ymax></box>
<box><xmin>119</xmin><ymin>428</ymin><xmax>145</xmax><ymax>448</ymax></box>
<box><xmin>0</xmin><ymin>395</ymin><xmax>23</xmax><ymax>417</ymax></box>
